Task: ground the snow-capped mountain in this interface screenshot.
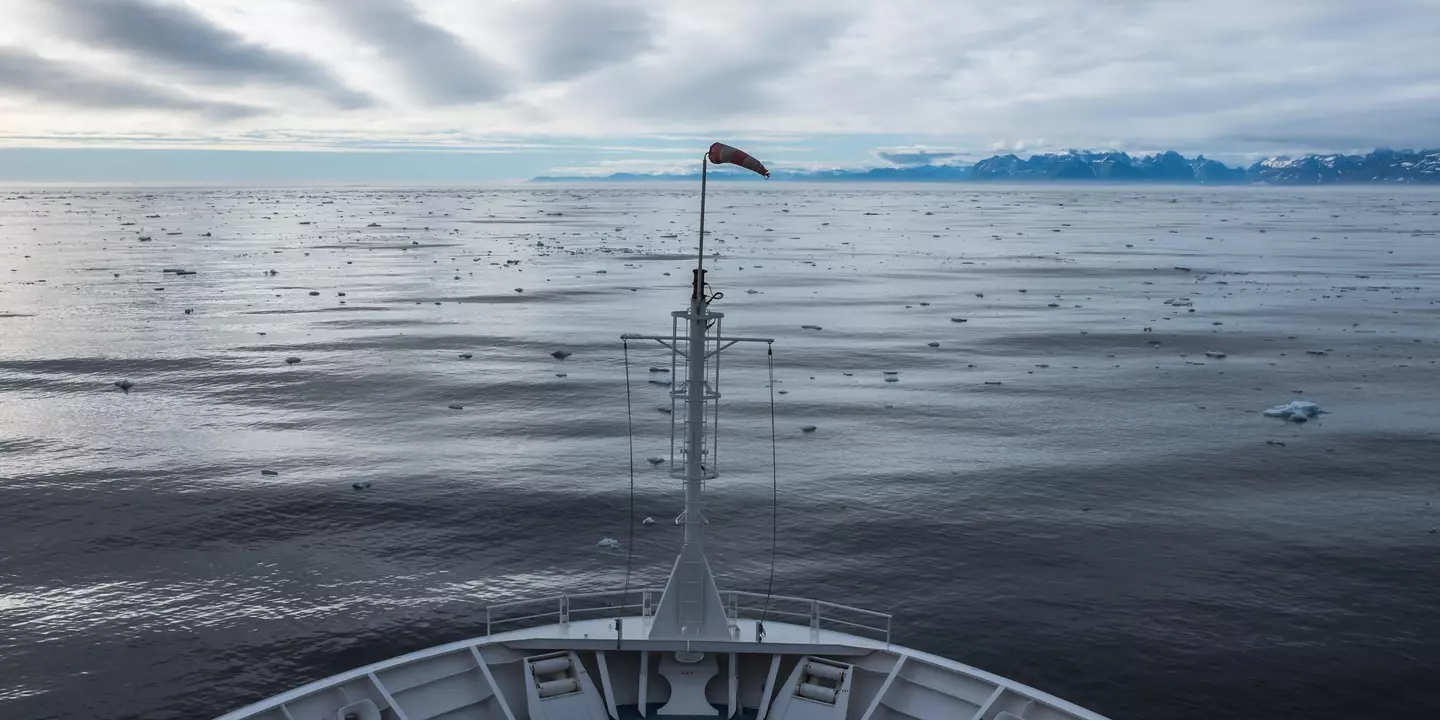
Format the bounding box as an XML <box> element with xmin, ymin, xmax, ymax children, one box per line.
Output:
<box><xmin>536</xmin><ymin>149</ymin><xmax>1440</xmax><ymax>184</ymax></box>
<box><xmin>967</xmin><ymin>150</ymin><xmax>1248</xmax><ymax>183</ymax></box>
<box><xmin>1246</xmin><ymin>149</ymin><xmax>1440</xmax><ymax>183</ymax></box>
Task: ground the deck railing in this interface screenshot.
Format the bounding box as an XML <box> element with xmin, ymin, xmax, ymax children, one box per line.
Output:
<box><xmin>484</xmin><ymin>588</ymin><xmax>891</xmax><ymax>645</ymax></box>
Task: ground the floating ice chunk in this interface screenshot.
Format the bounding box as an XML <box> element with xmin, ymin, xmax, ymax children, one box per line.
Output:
<box><xmin>643</xmin><ymin>517</ymin><xmax>656</xmax><ymax>526</ymax></box>
<box><xmin>597</xmin><ymin>537</ymin><xmax>621</xmax><ymax>550</ymax></box>
<box><xmin>1263</xmin><ymin>401</ymin><xmax>1325</xmax><ymax>422</ymax></box>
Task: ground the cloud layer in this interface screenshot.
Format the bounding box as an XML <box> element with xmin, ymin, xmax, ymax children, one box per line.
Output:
<box><xmin>44</xmin><ymin>0</ymin><xmax>370</xmax><ymax>108</ymax></box>
<box><xmin>0</xmin><ymin>0</ymin><xmax>1437</xmax><ymax>174</ymax></box>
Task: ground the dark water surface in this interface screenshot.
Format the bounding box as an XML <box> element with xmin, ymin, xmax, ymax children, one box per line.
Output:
<box><xmin>2</xmin><ymin>184</ymin><xmax>1439</xmax><ymax>720</ymax></box>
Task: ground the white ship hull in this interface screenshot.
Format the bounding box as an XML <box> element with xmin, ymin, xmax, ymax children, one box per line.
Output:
<box><xmin>216</xmin><ymin>590</ymin><xmax>1108</xmax><ymax>720</ymax></box>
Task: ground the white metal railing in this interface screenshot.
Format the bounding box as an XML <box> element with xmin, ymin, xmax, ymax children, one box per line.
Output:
<box><xmin>483</xmin><ymin>588</ymin><xmax>892</xmax><ymax>645</ymax></box>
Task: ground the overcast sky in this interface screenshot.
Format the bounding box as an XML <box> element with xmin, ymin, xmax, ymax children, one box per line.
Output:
<box><xmin>0</xmin><ymin>0</ymin><xmax>1437</xmax><ymax>180</ymax></box>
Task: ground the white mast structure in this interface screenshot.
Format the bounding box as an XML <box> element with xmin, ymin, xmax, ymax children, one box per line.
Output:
<box><xmin>622</xmin><ymin>150</ymin><xmax>772</xmax><ymax>642</ymax></box>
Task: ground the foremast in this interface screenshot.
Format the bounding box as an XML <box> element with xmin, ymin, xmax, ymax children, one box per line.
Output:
<box><xmin>622</xmin><ymin>144</ymin><xmax>772</xmax><ymax>641</ymax></box>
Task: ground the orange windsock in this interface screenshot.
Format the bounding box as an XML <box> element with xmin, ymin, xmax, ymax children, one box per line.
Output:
<box><xmin>707</xmin><ymin>142</ymin><xmax>770</xmax><ymax>178</ymax></box>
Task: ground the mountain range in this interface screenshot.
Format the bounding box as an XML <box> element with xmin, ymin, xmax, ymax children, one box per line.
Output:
<box><xmin>534</xmin><ymin>149</ymin><xmax>1440</xmax><ymax>184</ymax></box>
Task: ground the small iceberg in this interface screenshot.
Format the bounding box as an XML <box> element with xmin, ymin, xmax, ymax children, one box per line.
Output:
<box><xmin>1263</xmin><ymin>401</ymin><xmax>1326</xmax><ymax>422</ymax></box>
<box><xmin>597</xmin><ymin>537</ymin><xmax>621</xmax><ymax>550</ymax></box>
<box><xmin>642</xmin><ymin>517</ymin><xmax>656</xmax><ymax>526</ymax></box>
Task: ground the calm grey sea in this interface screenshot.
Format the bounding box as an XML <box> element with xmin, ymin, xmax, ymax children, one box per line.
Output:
<box><xmin>1</xmin><ymin>184</ymin><xmax>1438</xmax><ymax>720</ymax></box>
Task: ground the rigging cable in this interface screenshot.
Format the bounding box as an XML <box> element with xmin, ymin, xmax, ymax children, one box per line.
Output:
<box><xmin>618</xmin><ymin>339</ymin><xmax>637</xmax><ymax>649</ymax></box>
<box><xmin>761</xmin><ymin>342</ymin><xmax>779</xmax><ymax>624</ymax></box>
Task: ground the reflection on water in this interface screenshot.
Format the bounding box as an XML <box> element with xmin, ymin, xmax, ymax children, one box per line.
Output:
<box><xmin>1</xmin><ymin>184</ymin><xmax>1439</xmax><ymax>720</ymax></box>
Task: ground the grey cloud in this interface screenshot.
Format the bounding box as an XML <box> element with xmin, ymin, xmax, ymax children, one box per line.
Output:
<box><xmin>518</xmin><ymin>0</ymin><xmax>654</xmax><ymax>82</ymax></box>
<box><xmin>46</xmin><ymin>0</ymin><xmax>370</xmax><ymax>108</ymax></box>
<box><xmin>321</xmin><ymin>0</ymin><xmax>506</xmax><ymax>105</ymax></box>
<box><xmin>876</xmin><ymin>150</ymin><xmax>958</xmax><ymax>166</ymax></box>
<box><xmin>0</xmin><ymin>48</ymin><xmax>262</xmax><ymax>119</ymax></box>
<box><xmin>623</xmin><ymin>11</ymin><xmax>851</xmax><ymax>121</ymax></box>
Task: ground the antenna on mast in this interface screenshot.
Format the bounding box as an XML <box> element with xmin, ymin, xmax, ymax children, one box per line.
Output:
<box><xmin>620</xmin><ymin>145</ymin><xmax>771</xmax><ymax>641</ymax></box>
